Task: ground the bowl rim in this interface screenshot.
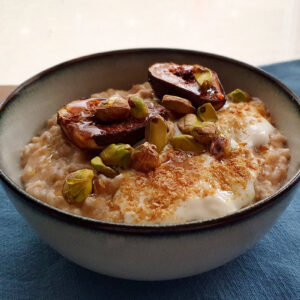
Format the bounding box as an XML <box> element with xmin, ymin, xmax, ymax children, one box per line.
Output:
<box><xmin>0</xmin><ymin>47</ymin><xmax>299</xmax><ymax>235</ymax></box>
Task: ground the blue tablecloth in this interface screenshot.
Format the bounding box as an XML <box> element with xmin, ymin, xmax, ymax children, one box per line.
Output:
<box><xmin>1</xmin><ymin>60</ymin><xmax>299</xmax><ymax>300</ymax></box>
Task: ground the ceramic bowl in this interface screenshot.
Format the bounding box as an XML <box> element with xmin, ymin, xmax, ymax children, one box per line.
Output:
<box><xmin>0</xmin><ymin>49</ymin><xmax>299</xmax><ymax>281</ymax></box>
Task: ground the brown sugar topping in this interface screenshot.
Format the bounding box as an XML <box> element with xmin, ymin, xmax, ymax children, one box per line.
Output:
<box><xmin>114</xmin><ymin>146</ymin><xmax>258</xmax><ymax>223</ymax></box>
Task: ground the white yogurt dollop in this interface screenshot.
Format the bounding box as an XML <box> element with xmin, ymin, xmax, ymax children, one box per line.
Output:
<box><xmin>244</xmin><ymin>117</ymin><xmax>274</xmax><ymax>148</ymax></box>
<box><xmin>174</xmin><ymin>180</ymin><xmax>255</xmax><ymax>222</ymax></box>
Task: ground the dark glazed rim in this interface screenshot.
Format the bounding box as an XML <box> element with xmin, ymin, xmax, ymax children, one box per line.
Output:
<box><xmin>0</xmin><ymin>48</ymin><xmax>299</xmax><ymax>235</ymax></box>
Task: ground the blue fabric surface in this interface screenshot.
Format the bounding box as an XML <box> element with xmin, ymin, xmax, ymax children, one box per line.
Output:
<box><xmin>1</xmin><ymin>61</ymin><xmax>299</xmax><ymax>300</ymax></box>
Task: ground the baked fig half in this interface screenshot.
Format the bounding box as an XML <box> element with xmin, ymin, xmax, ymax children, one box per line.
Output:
<box><xmin>57</xmin><ymin>97</ymin><xmax>168</xmax><ymax>151</ymax></box>
<box><xmin>148</xmin><ymin>62</ymin><xmax>226</xmax><ymax>110</ymax></box>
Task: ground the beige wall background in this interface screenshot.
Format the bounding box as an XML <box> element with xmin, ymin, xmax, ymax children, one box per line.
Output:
<box><xmin>0</xmin><ymin>0</ymin><xmax>299</xmax><ymax>84</ymax></box>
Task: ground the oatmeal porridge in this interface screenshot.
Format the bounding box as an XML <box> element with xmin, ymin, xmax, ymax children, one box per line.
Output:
<box><xmin>21</xmin><ymin>63</ymin><xmax>290</xmax><ymax>224</ymax></box>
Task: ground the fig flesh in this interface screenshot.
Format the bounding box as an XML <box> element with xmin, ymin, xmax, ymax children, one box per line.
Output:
<box><xmin>57</xmin><ymin>98</ymin><xmax>168</xmax><ymax>151</ymax></box>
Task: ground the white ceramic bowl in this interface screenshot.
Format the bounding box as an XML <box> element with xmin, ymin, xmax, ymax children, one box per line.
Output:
<box><xmin>0</xmin><ymin>49</ymin><xmax>299</xmax><ymax>281</ymax></box>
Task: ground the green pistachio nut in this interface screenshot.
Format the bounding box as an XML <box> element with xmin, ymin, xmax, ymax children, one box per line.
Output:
<box><xmin>96</xmin><ymin>96</ymin><xmax>130</xmax><ymax>122</ymax></box>
<box><xmin>177</xmin><ymin>114</ymin><xmax>202</xmax><ymax>134</ymax></box>
<box><xmin>170</xmin><ymin>135</ymin><xmax>204</xmax><ymax>153</ymax></box>
<box><xmin>166</xmin><ymin>120</ymin><xmax>176</xmax><ymax>139</ymax></box>
<box><xmin>128</xmin><ymin>96</ymin><xmax>149</xmax><ymax>119</ymax></box>
<box><xmin>91</xmin><ymin>156</ymin><xmax>118</xmax><ymax>178</ymax></box>
<box><xmin>145</xmin><ymin>115</ymin><xmax>168</xmax><ymax>152</ymax></box>
<box><xmin>100</xmin><ymin>143</ymin><xmax>133</xmax><ymax>169</ymax></box>
<box><xmin>226</xmin><ymin>89</ymin><xmax>251</xmax><ymax>103</ymax></box>
<box><xmin>162</xmin><ymin>95</ymin><xmax>195</xmax><ymax>115</ymax></box>
<box><xmin>131</xmin><ymin>142</ymin><xmax>160</xmax><ymax>172</ymax></box>
<box><xmin>197</xmin><ymin>103</ymin><xmax>218</xmax><ymax>122</ymax></box>
<box><xmin>62</xmin><ymin>169</ymin><xmax>94</xmax><ymax>203</ymax></box>
<box><xmin>191</xmin><ymin>122</ymin><xmax>217</xmax><ymax>144</ymax></box>
<box><xmin>194</xmin><ymin>67</ymin><xmax>213</xmax><ymax>91</ymax></box>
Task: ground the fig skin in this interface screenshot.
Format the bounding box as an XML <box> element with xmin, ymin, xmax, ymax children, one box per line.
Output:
<box><xmin>57</xmin><ymin>98</ymin><xmax>168</xmax><ymax>151</ymax></box>
<box><xmin>148</xmin><ymin>63</ymin><xmax>226</xmax><ymax>110</ymax></box>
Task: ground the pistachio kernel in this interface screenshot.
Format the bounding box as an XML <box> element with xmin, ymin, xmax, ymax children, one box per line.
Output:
<box><xmin>197</xmin><ymin>103</ymin><xmax>218</xmax><ymax>122</ymax></box>
<box><xmin>177</xmin><ymin>114</ymin><xmax>202</xmax><ymax>134</ymax></box>
<box><xmin>170</xmin><ymin>135</ymin><xmax>205</xmax><ymax>153</ymax></box>
<box><xmin>162</xmin><ymin>95</ymin><xmax>195</xmax><ymax>115</ymax></box>
<box><xmin>145</xmin><ymin>115</ymin><xmax>168</xmax><ymax>152</ymax></box>
<box><xmin>96</xmin><ymin>96</ymin><xmax>130</xmax><ymax>122</ymax></box>
<box><xmin>226</xmin><ymin>89</ymin><xmax>251</xmax><ymax>103</ymax></box>
<box><xmin>100</xmin><ymin>143</ymin><xmax>133</xmax><ymax>169</ymax></box>
<box><xmin>166</xmin><ymin>120</ymin><xmax>176</xmax><ymax>139</ymax></box>
<box><xmin>91</xmin><ymin>156</ymin><xmax>118</xmax><ymax>178</ymax></box>
<box><xmin>194</xmin><ymin>66</ymin><xmax>213</xmax><ymax>92</ymax></box>
<box><xmin>191</xmin><ymin>122</ymin><xmax>217</xmax><ymax>144</ymax></box>
<box><xmin>62</xmin><ymin>169</ymin><xmax>94</xmax><ymax>203</ymax></box>
<box><xmin>131</xmin><ymin>142</ymin><xmax>160</xmax><ymax>172</ymax></box>
<box><xmin>128</xmin><ymin>96</ymin><xmax>149</xmax><ymax>119</ymax></box>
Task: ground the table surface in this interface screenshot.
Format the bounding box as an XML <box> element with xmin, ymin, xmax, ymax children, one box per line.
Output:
<box><xmin>1</xmin><ymin>0</ymin><xmax>300</xmax><ymax>85</ymax></box>
<box><xmin>0</xmin><ymin>86</ymin><xmax>15</xmax><ymax>102</ymax></box>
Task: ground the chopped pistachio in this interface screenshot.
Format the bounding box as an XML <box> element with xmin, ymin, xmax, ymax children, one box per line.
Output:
<box><xmin>210</xmin><ymin>136</ymin><xmax>231</xmax><ymax>160</ymax></box>
<box><xmin>194</xmin><ymin>67</ymin><xmax>213</xmax><ymax>91</ymax></box>
<box><xmin>226</xmin><ymin>89</ymin><xmax>251</xmax><ymax>103</ymax></box>
<box><xmin>177</xmin><ymin>114</ymin><xmax>202</xmax><ymax>134</ymax></box>
<box><xmin>91</xmin><ymin>156</ymin><xmax>118</xmax><ymax>178</ymax></box>
<box><xmin>128</xmin><ymin>96</ymin><xmax>149</xmax><ymax>119</ymax></box>
<box><xmin>145</xmin><ymin>115</ymin><xmax>168</xmax><ymax>152</ymax></box>
<box><xmin>96</xmin><ymin>96</ymin><xmax>130</xmax><ymax>122</ymax></box>
<box><xmin>197</xmin><ymin>103</ymin><xmax>218</xmax><ymax>122</ymax></box>
<box><xmin>170</xmin><ymin>135</ymin><xmax>205</xmax><ymax>153</ymax></box>
<box><xmin>62</xmin><ymin>169</ymin><xmax>94</xmax><ymax>203</ymax></box>
<box><xmin>191</xmin><ymin>122</ymin><xmax>217</xmax><ymax>144</ymax></box>
<box><xmin>131</xmin><ymin>142</ymin><xmax>160</xmax><ymax>172</ymax></box>
<box><xmin>100</xmin><ymin>143</ymin><xmax>133</xmax><ymax>169</ymax></box>
<box><xmin>162</xmin><ymin>95</ymin><xmax>195</xmax><ymax>115</ymax></box>
<box><xmin>166</xmin><ymin>120</ymin><xmax>176</xmax><ymax>139</ymax></box>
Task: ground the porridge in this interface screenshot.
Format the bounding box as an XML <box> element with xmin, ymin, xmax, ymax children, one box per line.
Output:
<box><xmin>21</xmin><ymin>63</ymin><xmax>290</xmax><ymax>224</ymax></box>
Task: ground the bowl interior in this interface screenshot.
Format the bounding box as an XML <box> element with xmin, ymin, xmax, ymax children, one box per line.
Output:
<box><xmin>0</xmin><ymin>49</ymin><xmax>299</xmax><ymax>191</ymax></box>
